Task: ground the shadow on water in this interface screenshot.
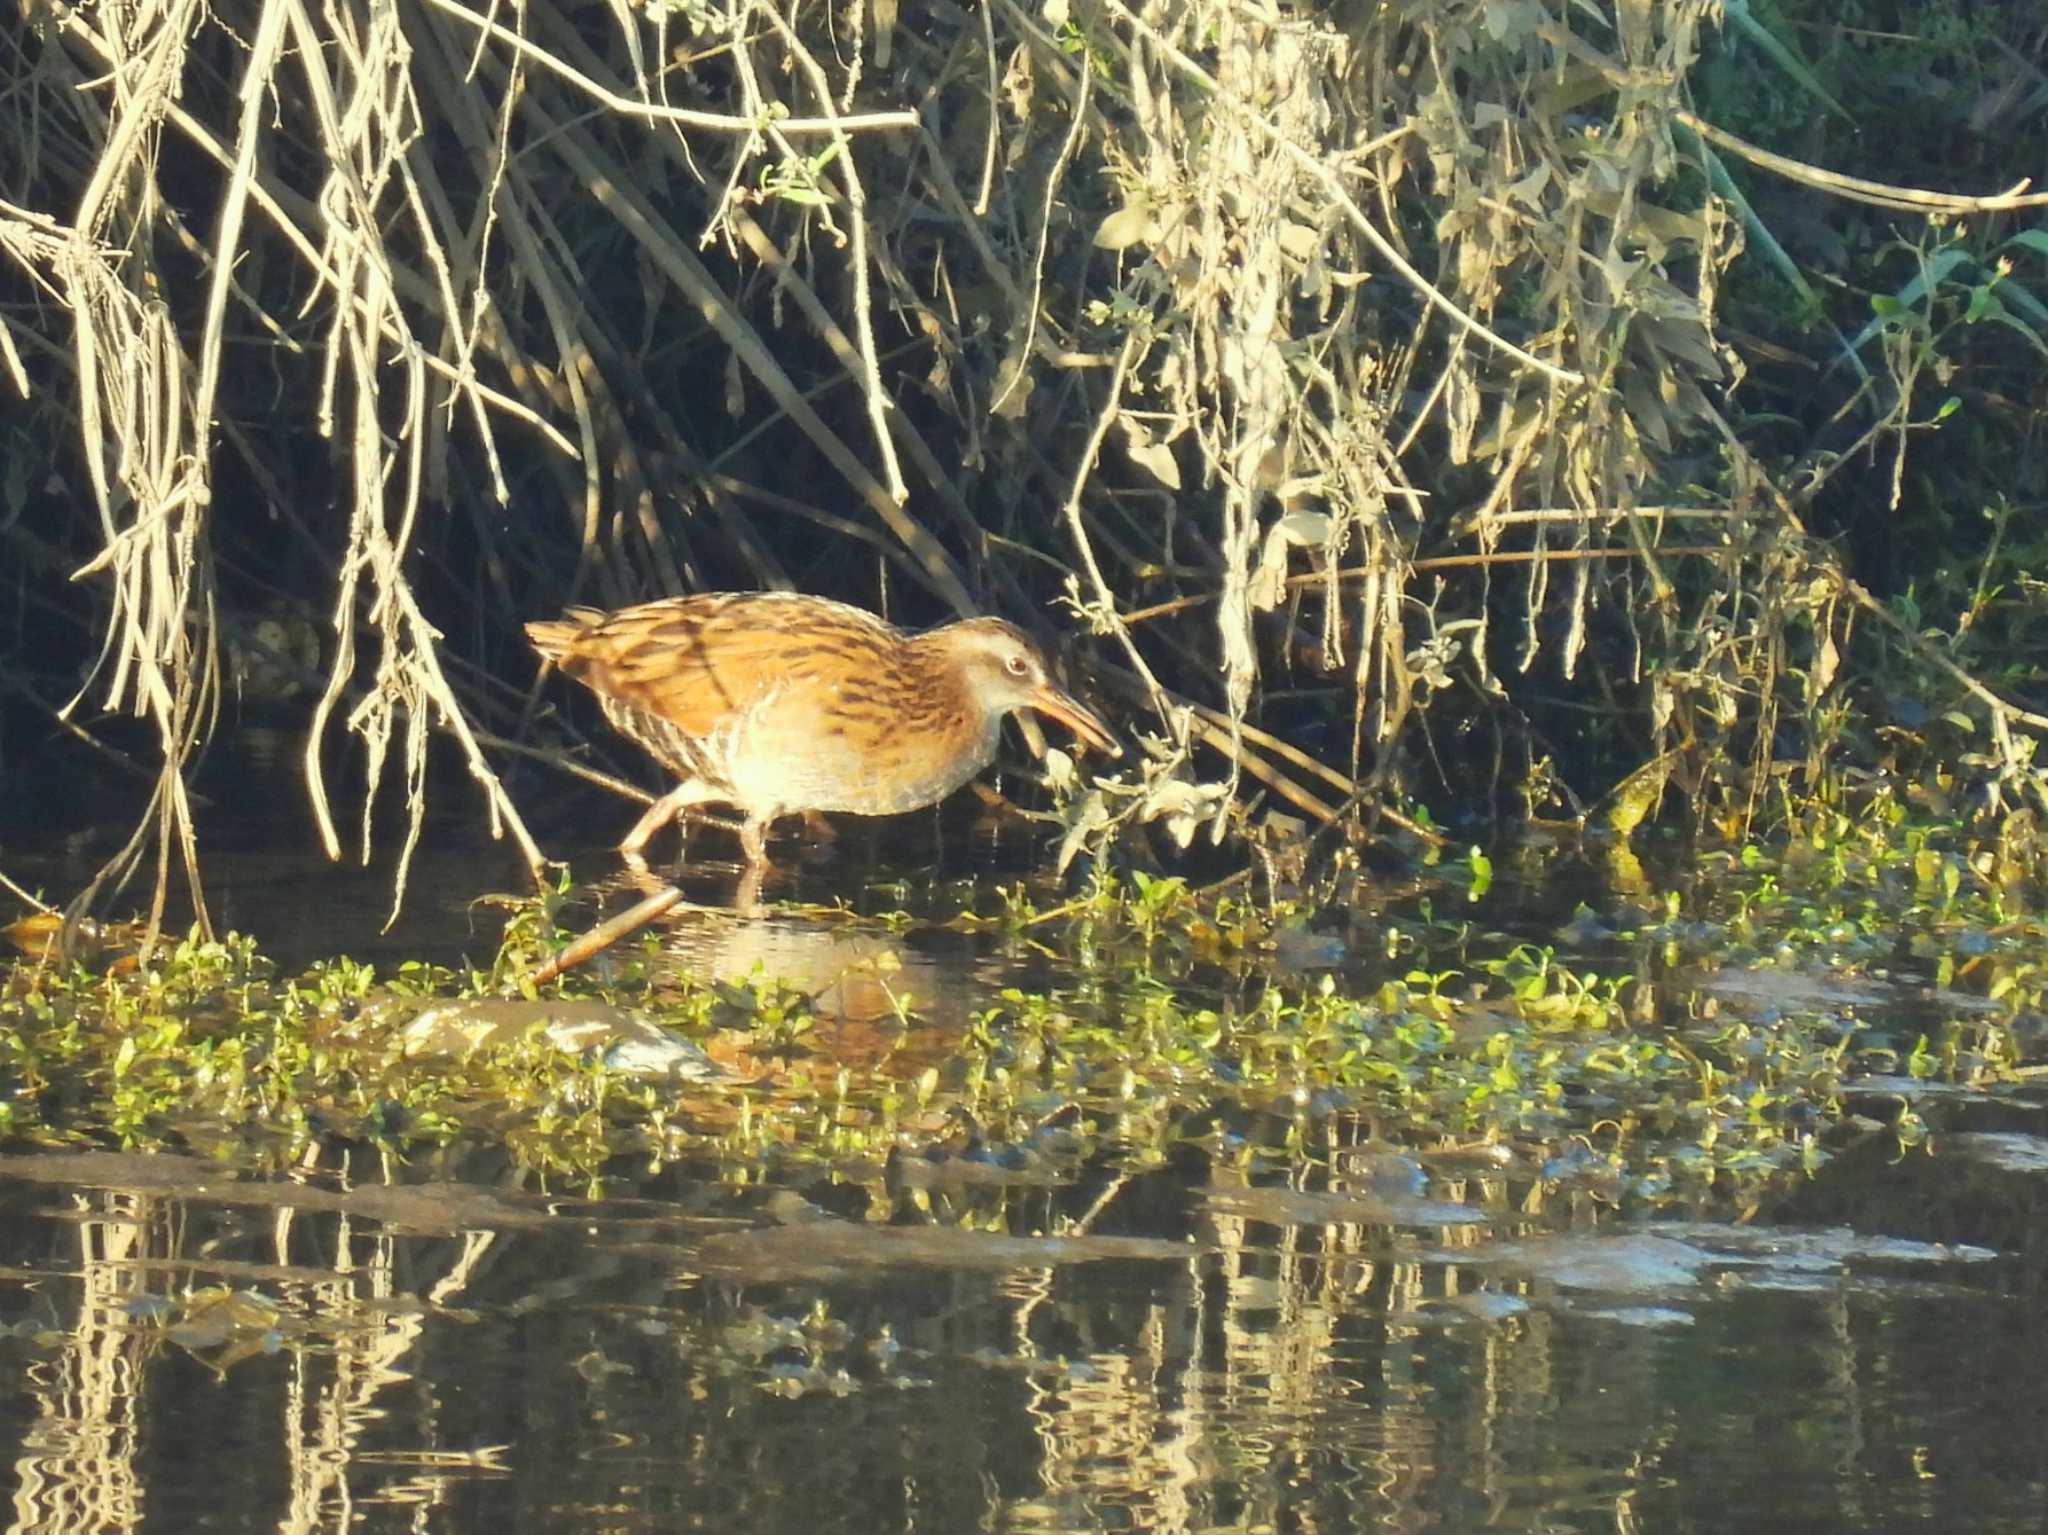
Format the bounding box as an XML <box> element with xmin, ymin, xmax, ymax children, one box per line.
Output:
<box><xmin>4</xmin><ymin>739</ymin><xmax>2048</xmax><ymax>1531</ymax></box>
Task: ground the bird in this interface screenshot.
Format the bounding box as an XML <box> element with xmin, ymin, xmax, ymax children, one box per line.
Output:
<box><xmin>526</xmin><ymin>591</ymin><xmax>1119</xmax><ymax>864</ymax></box>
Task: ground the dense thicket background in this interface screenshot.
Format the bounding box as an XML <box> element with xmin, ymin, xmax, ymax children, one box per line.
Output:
<box><xmin>3</xmin><ymin>0</ymin><xmax>2046</xmax><ymax>930</ymax></box>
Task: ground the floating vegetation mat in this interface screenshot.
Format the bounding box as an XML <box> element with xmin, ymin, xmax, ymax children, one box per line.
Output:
<box><xmin>3</xmin><ymin>791</ymin><xmax>2044</xmax><ymax>1217</ymax></box>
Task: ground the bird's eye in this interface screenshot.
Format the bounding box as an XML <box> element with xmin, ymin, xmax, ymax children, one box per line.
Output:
<box><xmin>1004</xmin><ymin>652</ymin><xmax>1031</xmax><ymax>678</ymax></box>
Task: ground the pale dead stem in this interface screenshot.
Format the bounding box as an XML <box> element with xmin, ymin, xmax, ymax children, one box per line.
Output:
<box><xmin>745</xmin><ymin>5</ymin><xmax>907</xmax><ymax>509</ymax></box>
<box><xmin>1119</xmin><ymin>544</ymin><xmax>1741</xmax><ymax>626</ymax></box>
<box><xmin>970</xmin><ymin>0</ymin><xmax>1000</xmax><ymax>215</ymax></box>
<box><xmin>0</xmin><ymin>865</ymin><xmax>55</xmax><ymax>918</ymax></box>
<box><xmin>711</xmin><ymin>213</ymin><xmax>1046</xmax><ymax>617</ymax></box>
<box><xmin>1032</xmin><ymin>6</ymin><xmax>1398</xmax><ymax>855</ymax></box>
<box><xmin>1702</xmin><ymin>408</ymin><xmax>2048</xmax><ymax>816</ymax></box>
<box><xmin>503</xmin><ymin>72</ymin><xmax>977</xmax><ymax>616</ymax></box>
<box><xmin>985</xmin><ymin>7</ymin><xmax>1094</xmax><ymax>421</ymax></box>
<box><xmin>416</xmin><ymin>0</ymin><xmax>1032</xmax><ymax>746</ymax></box>
<box><xmin>417</xmin><ymin>0</ymin><xmax>921</xmax><ymax>137</ymax></box>
<box><xmin>1061</xmin><ymin>333</ymin><xmax>1173</xmax><ymax>715</ymax></box>
<box><xmin>1663</xmin><ymin>86</ymin><xmax>2048</xmax><ymax>817</ymax></box>
<box><xmin>402</xmin><ymin>14</ymin><xmax>610</xmax><ymax>603</ymax></box>
<box><xmin>1101</xmin><ymin>0</ymin><xmax>1582</xmax><ymax>391</ymax></box>
<box><xmin>1676</xmin><ymin>111</ymin><xmax>2048</xmax><ymax>214</ymax></box>
<box><xmin>0</xmin><ymin>202</ymin><xmax>41</xmax><ymax>395</ymax></box>
<box><xmin>35</xmin><ymin>0</ymin><xmax>552</xmax><ymax>932</ymax></box>
<box><xmin>47</xmin><ymin>0</ymin><xmax>218</xmax><ymax>946</ymax></box>
<box><xmin>430</xmin><ymin>0</ymin><xmax>978</xmax><ymax>613</ymax></box>
<box><xmin>267</xmin><ymin>0</ymin><xmax>543</xmax><ymax>922</ymax></box>
<box><xmin>951</xmin><ymin>0</ymin><xmax>1422</xmax><ymax>843</ymax></box>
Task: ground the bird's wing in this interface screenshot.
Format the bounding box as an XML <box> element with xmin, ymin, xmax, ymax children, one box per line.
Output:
<box><xmin>545</xmin><ymin>593</ymin><xmax>900</xmax><ymax>740</ymax></box>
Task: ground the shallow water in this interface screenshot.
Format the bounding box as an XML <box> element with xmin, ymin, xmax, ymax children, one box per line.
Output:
<box><xmin>0</xmin><ymin>1120</ymin><xmax>2037</xmax><ymax>1534</ymax></box>
<box><xmin>5</xmin><ymin>760</ymin><xmax>2048</xmax><ymax>1533</ymax></box>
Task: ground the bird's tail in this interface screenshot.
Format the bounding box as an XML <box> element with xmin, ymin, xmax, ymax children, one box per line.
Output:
<box><xmin>524</xmin><ymin>607</ymin><xmax>607</xmax><ymax>662</ymax></box>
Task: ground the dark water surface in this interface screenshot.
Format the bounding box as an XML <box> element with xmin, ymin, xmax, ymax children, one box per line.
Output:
<box><xmin>3</xmin><ymin>760</ymin><xmax>2047</xmax><ymax>1532</ymax></box>
<box><xmin>0</xmin><ymin>1121</ymin><xmax>2037</xmax><ymax>1534</ymax></box>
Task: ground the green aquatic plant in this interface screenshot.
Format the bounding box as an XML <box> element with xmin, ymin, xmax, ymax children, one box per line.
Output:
<box><xmin>3</xmin><ymin>783</ymin><xmax>2044</xmax><ymax>1220</ymax></box>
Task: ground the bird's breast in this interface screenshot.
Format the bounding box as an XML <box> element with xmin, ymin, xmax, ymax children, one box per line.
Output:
<box><xmin>722</xmin><ymin>692</ymin><xmax>999</xmax><ymax>818</ymax></box>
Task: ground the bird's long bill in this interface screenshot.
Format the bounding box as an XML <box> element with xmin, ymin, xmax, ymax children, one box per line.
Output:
<box><xmin>1026</xmin><ymin>685</ymin><xmax>1122</xmax><ymax>758</ymax></box>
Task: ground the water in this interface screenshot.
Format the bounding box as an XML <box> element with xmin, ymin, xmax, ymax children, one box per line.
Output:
<box><xmin>0</xmin><ymin>1126</ymin><xmax>2035</xmax><ymax>1533</ymax></box>
<box><xmin>3</xmin><ymin>751</ymin><xmax>2047</xmax><ymax>1532</ymax></box>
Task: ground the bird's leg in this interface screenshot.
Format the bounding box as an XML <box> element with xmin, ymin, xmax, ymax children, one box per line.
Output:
<box><xmin>738</xmin><ymin>814</ymin><xmax>770</xmax><ymax>866</ymax></box>
<box><xmin>620</xmin><ymin>780</ymin><xmax>721</xmax><ymax>859</ymax></box>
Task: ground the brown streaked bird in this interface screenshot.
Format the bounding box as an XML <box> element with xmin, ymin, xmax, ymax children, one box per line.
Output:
<box><xmin>527</xmin><ymin>591</ymin><xmax>1120</xmax><ymax>864</ymax></box>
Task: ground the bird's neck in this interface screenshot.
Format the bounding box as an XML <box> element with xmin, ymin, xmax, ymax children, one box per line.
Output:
<box><xmin>901</xmin><ymin>632</ymin><xmax>1007</xmax><ymax>757</ymax></box>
